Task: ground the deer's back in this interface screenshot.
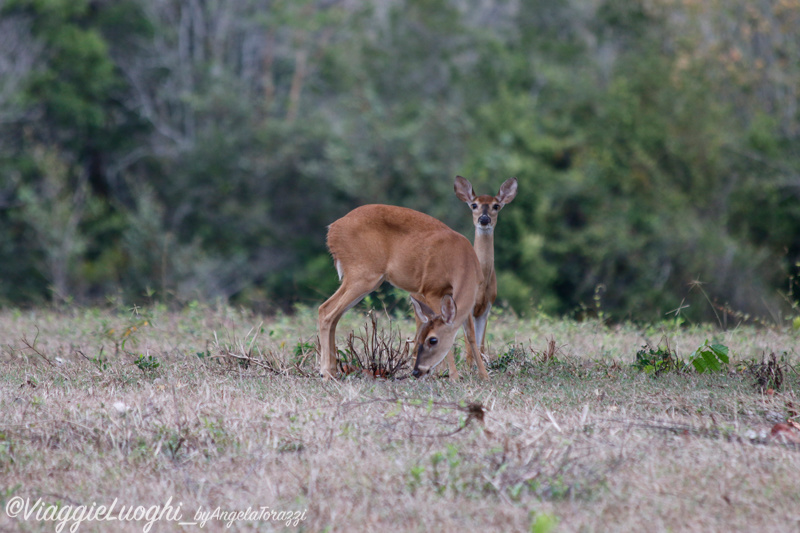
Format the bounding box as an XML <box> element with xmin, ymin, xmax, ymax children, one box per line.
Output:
<box><xmin>327</xmin><ymin>205</ymin><xmax>480</xmax><ymax>297</ymax></box>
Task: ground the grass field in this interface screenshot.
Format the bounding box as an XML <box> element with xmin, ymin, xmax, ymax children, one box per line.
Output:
<box><xmin>1</xmin><ymin>302</ymin><xmax>799</xmax><ymax>532</ymax></box>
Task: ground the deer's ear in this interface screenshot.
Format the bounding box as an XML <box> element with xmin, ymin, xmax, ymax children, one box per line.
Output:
<box><xmin>454</xmin><ymin>176</ymin><xmax>476</xmax><ymax>203</ymax></box>
<box><xmin>496</xmin><ymin>177</ymin><xmax>518</xmax><ymax>205</ymax></box>
<box><xmin>410</xmin><ymin>296</ymin><xmax>435</xmax><ymax>323</ymax></box>
<box><xmin>440</xmin><ymin>295</ymin><xmax>457</xmax><ymax>325</ymax></box>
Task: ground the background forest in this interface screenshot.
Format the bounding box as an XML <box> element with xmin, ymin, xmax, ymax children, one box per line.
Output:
<box><xmin>0</xmin><ymin>0</ymin><xmax>798</xmax><ymax>323</ymax></box>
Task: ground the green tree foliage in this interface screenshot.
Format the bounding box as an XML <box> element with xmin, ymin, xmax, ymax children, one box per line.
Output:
<box><xmin>462</xmin><ymin>0</ymin><xmax>798</xmax><ymax>320</ymax></box>
<box><xmin>0</xmin><ymin>0</ymin><xmax>798</xmax><ymax>323</ymax></box>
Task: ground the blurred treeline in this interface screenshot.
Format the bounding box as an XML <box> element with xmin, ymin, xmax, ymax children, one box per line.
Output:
<box><xmin>1</xmin><ymin>0</ymin><xmax>799</xmax><ymax>322</ymax></box>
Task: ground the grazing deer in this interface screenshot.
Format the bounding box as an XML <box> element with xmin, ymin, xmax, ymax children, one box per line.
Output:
<box><xmin>318</xmin><ymin>204</ymin><xmax>489</xmax><ymax>380</ymax></box>
<box><xmin>453</xmin><ymin>175</ymin><xmax>518</xmax><ymax>363</ymax></box>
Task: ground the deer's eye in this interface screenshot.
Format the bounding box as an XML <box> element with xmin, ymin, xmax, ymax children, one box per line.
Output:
<box><xmin>493</xmin><ymin>204</ymin><xmax>500</xmax><ymax>210</ymax></box>
<box><xmin>429</xmin><ymin>337</ymin><xmax>438</xmax><ymax>346</ymax></box>
<box><xmin>471</xmin><ymin>203</ymin><xmax>478</xmax><ymax>209</ymax></box>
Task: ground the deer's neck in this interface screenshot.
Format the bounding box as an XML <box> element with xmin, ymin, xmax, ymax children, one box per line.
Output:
<box><xmin>474</xmin><ymin>228</ymin><xmax>495</xmax><ymax>282</ymax></box>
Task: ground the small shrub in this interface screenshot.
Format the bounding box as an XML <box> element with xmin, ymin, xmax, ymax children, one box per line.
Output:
<box><xmin>134</xmin><ymin>354</ymin><xmax>161</xmax><ymax>372</ymax></box>
<box><xmin>633</xmin><ymin>344</ymin><xmax>680</xmax><ymax>375</ymax></box>
<box><xmin>337</xmin><ymin>312</ymin><xmax>412</xmax><ymax>379</ymax></box>
<box><xmin>634</xmin><ymin>340</ymin><xmax>730</xmax><ymax>376</ymax></box>
<box><xmin>99</xmin><ymin>310</ymin><xmax>150</xmax><ymax>356</ymax></box>
<box><xmin>751</xmin><ymin>352</ymin><xmax>786</xmax><ymax>391</ymax></box>
<box><xmin>293</xmin><ymin>340</ymin><xmax>317</xmax><ymax>366</ymax></box>
<box><xmin>489</xmin><ymin>344</ymin><xmax>527</xmax><ymax>372</ymax></box>
<box><xmin>537</xmin><ymin>337</ymin><xmax>560</xmax><ymax>364</ymax></box>
<box><xmin>92</xmin><ymin>352</ymin><xmax>109</xmax><ymax>371</ymax></box>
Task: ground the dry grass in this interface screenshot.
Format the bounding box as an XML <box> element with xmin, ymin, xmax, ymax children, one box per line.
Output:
<box><xmin>0</xmin><ymin>303</ymin><xmax>799</xmax><ymax>532</ymax></box>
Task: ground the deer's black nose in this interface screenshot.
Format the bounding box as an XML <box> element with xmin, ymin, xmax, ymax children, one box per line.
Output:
<box><xmin>412</xmin><ymin>368</ymin><xmax>422</xmax><ymax>378</ymax></box>
<box><xmin>478</xmin><ymin>214</ymin><xmax>491</xmax><ymax>226</ymax></box>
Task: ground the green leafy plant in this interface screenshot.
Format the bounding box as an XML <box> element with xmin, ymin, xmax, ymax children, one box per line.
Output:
<box><xmin>489</xmin><ymin>344</ymin><xmax>527</xmax><ymax>372</ymax></box>
<box><xmin>292</xmin><ymin>340</ymin><xmax>317</xmax><ymax>367</ymax></box>
<box><xmin>407</xmin><ymin>465</ymin><xmax>426</xmax><ymax>494</ymax></box>
<box><xmin>134</xmin><ymin>354</ymin><xmax>161</xmax><ymax>372</ymax></box>
<box><xmin>634</xmin><ymin>340</ymin><xmax>731</xmax><ymax>375</ymax></box>
<box><xmin>530</xmin><ymin>512</ymin><xmax>559</xmax><ymax>533</ymax></box>
<box><xmin>91</xmin><ymin>353</ymin><xmax>109</xmax><ymax>371</ymax></box>
<box><xmin>687</xmin><ymin>340</ymin><xmax>729</xmax><ymax>373</ymax></box>
<box><xmin>633</xmin><ymin>344</ymin><xmax>680</xmax><ymax>375</ymax></box>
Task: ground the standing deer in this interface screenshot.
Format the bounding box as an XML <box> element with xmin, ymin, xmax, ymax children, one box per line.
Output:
<box><xmin>318</xmin><ymin>204</ymin><xmax>489</xmax><ymax>380</ymax></box>
<box><xmin>453</xmin><ymin>175</ymin><xmax>518</xmax><ymax>362</ymax></box>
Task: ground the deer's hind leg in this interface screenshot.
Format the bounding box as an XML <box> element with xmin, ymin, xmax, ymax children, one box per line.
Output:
<box><xmin>319</xmin><ymin>274</ymin><xmax>383</xmax><ymax>379</ymax></box>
